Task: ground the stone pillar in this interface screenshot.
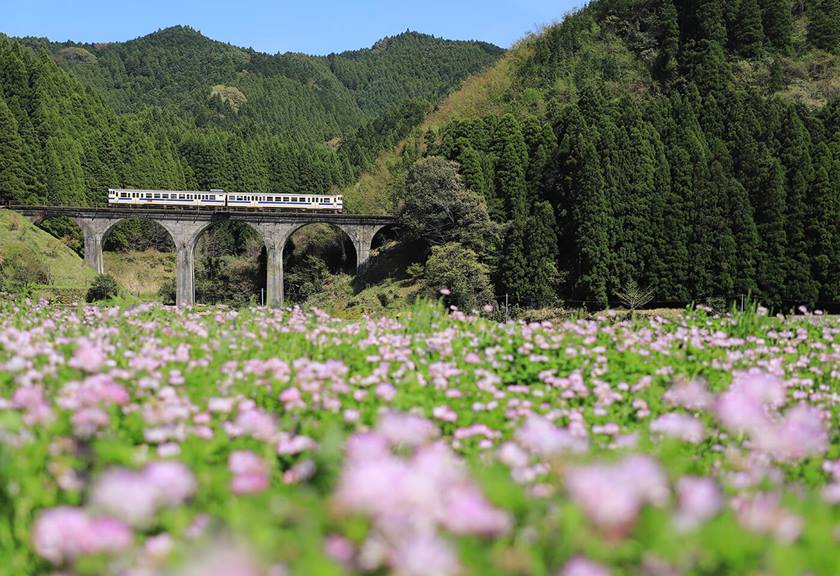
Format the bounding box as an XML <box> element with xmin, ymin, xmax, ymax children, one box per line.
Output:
<box><xmin>75</xmin><ymin>217</ymin><xmax>123</xmax><ymax>275</ymax></box>
<box><xmin>157</xmin><ymin>220</ymin><xmax>211</xmax><ymax>307</ymax></box>
<box><xmin>340</xmin><ymin>224</ymin><xmax>385</xmax><ymax>271</ymax></box>
<box><xmin>253</xmin><ymin>223</ymin><xmax>298</xmax><ymax>307</ymax></box>
<box><xmin>83</xmin><ymin>229</ymin><xmax>105</xmax><ymax>274</ymax></box>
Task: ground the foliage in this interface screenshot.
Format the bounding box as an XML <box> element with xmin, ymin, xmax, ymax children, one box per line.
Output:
<box><xmin>378</xmin><ymin>0</ymin><xmax>840</xmax><ymax>310</ymax></box>
<box><xmin>0</xmin><ymin>245</ymin><xmax>52</xmax><ymax>291</ymax></box>
<box><xmin>422</xmin><ymin>242</ymin><xmax>494</xmax><ymax>311</ymax></box>
<box><xmin>0</xmin><ymin>29</ymin><xmax>503</xmax><ymax>210</ymax></box>
<box><xmin>285</xmin><ymin>256</ymin><xmax>332</xmax><ymax>303</ymax></box>
<box><xmin>85</xmin><ymin>273</ymin><xmax>120</xmax><ymax>302</ymax></box>
<box><xmin>398</xmin><ymin>157</ymin><xmax>501</xmax><ymax>259</ymax></box>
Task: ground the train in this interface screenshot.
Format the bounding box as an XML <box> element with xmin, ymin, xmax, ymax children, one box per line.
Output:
<box><xmin>107</xmin><ymin>189</ymin><xmax>344</xmax><ymax>212</ymax></box>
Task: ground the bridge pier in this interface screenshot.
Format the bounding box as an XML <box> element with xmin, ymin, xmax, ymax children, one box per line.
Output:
<box><xmin>75</xmin><ymin>217</ymin><xmax>123</xmax><ymax>275</ymax></box>
<box><xmin>252</xmin><ymin>223</ymin><xmax>298</xmax><ymax>307</ymax></box>
<box><xmin>338</xmin><ymin>224</ymin><xmax>386</xmax><ymax>271</ymax></box>
<box><xmin>157</xmin><ymin>221</ymin><xmax>212</xmax><ymax>308</ymax></box>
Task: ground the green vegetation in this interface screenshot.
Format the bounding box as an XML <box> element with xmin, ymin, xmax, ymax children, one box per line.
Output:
<box><xmin>85</xmin><ymin>273</ymin><xmax>120</xmax><ymax>302</ymax></box>
<box><xmin>352</xmin><ymin>0</ymin><xmax>840</xmax><ymax>310</ymax></box>
<box><xmin>103</xmin><ymin>251</ymin><xmax>175</xmax><ymax>297</ymax></box>
<box><xmin>0</xmin><ymin>27</ymin><xmax>502</xmax><ymax>208</ymax></box>
<box><xmin>0</xmin><ymin>209</ymin><xmax>95</xmax><ymax>292</ymax></box>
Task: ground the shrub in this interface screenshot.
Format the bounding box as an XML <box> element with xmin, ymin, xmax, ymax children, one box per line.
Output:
<box><xmin>86</xmin><ymin>274</ymin><xmax>120</xmax><ymax>303</ymax></box>
<box><xmin>423</xmin><ymin>242</ymin><xmax>494</xmax><ymax>312</ymax></box>
<box><xmin>158</xmin><ymin>278</ymin><xmax>177</xmax><ymax>305</ymax></box>
<box><xmin>0</xmin><ymin>247</ymin><xmax>52</xmax><ymax>292</ymax></box>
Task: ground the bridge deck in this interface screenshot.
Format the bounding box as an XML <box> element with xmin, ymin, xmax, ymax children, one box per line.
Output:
<box><xmin>9</xmin><ymin>205</ymin><xmax>396</xmax><ymax>225</ymax></box>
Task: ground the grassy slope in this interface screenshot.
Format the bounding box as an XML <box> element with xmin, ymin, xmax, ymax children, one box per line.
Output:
<box><xmin>0</xmin><ymin>209</ymin><xmax>96</xmax><ymax>289</ymax></box>
<box><xmin>103</xmin><ymin>251</ymin><xmax>175</xmax><ymax>297</ymax></box>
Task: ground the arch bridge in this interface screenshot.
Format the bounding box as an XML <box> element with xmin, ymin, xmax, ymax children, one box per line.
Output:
<box><xmin>13</xmin><ymin>206</ymin><xmax>396</xmax><ymax>307</ymax></box>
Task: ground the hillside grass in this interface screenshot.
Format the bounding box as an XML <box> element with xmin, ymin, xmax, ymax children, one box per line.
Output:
<box><xmin>103</xmin><ymin>250</ymin><xmax>175</xmax><ymax>297</ymax></box>
<box><xmin>0</xmin><ymin>209</ymin><xmax>96</xmax><ymax>289</ymax></box>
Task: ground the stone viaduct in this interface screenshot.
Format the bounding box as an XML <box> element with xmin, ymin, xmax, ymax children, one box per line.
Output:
<box><xmin>14</xmin><ymin>206</ymin><xmax>395</xmax><ymax>307</ymax></box>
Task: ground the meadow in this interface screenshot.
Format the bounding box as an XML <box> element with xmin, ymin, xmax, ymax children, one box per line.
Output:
<box><xmin>0</xmin><ymin>299</ymin><xmax>838</xmax><ymax>575</ymax></box>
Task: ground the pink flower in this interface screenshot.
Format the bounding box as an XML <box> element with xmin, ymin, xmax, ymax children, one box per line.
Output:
<box><xmin>649</xmin><ymin>413</ymin><xmax>706</xmax><ymax>444</ymax></box>
<box><xmin>33</xmin><ymin>507</ymin><xmax>132</xmax><ymax>564</ymax></box>
<box><xmin>69</xmin><ymin>339</ymin><xmax>106</xmax><ymax>373</ymax></box>
<box><xmin>516</xmin><ymin>414</ymin><xmax>588</xmax><ymax>456</ymax></box>
<box><xmin>733</xmin><ymin>493</ymin><xmax>803</xmax><ymax>542</ymax></box>
<box><xmin>392</xmin><ymin>535</ymin><xmax>459</xmax><ymax>576</ymax></box>
<box><xmin>378</xmin><ymin>412</ymin><xmax>439</xmax><ymax>448</ymax></box>
<box><xmin>229</xmin><ymin>451</ymin><xmax>269</xmax><ymax>494</ymax></box>
<box><xmin>144</xmin><ymin>461</ymin><xmax>197</xmax><ymax>505</ymax></box>
<box><xmin>324</xmin><ymin>534</ymin><xmax>355</xmax><ymax>566</ymax></box>
<box><xmin>566</xmin><ymin>455</ymin><xmax>668</xmax><ymax>534</ymax></box>
<box><xmin>663</xmin><ymin>379</ymin><xmax>713</xmax><ymax>411</ymax></box>
<box><xmin>432</xmin><ymin>405</ymin><xmax>458</xmax><ymax>422</ymax></box>
<box><xmin>235</xmin><ymin>409</ymin><xmax>277</xmax><ymax>442</ymax></box>
<box><xmin>559</xmin><ymin>556</ymin><xmax>612</xmax><ymax>576</ymax></box>
<box><xmin>90</xmin><ymin>462</ymin><xmax>196</xmax><ymax>527</ymax></box>
<box><xmin>442</xmin><ymin>484</ymin><xmax>511</xmax><ymax>536</ymax></box>
<box><xmin>674</xmin><ymin>476</ymin><xmax>722</xmax><ymax>531</ymax></box>
<box><xmin>754</xmin><ymin>404</ymin><xmax>828</xmax><ymax>462</ymax></box>
<box><xmin>439</xmin><ymin>288</ymin><xmax>451</xmax><ymax>296</ymax></box>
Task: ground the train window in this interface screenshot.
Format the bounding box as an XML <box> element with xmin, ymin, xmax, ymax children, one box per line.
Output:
<box><xmin>146</xmin><ymin>193</ymin><xmax>152</xmax><ymax>199</ymax></box>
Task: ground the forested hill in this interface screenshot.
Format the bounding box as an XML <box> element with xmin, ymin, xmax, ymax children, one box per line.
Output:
<box><xmin>357</xmin><ymin>0</ymin><xmax>840</xmax><ymax>310</ymax></box>
<box><xmin>0</xmin><ymin>27</ymin><xmax>503</xmax><ymax>206</ymax></box>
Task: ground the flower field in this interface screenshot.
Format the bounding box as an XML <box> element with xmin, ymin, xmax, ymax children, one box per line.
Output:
<box><xmin>1</xmin><ymin>300</ymin><xmax>839</xmax><ymax>576</ymax></box>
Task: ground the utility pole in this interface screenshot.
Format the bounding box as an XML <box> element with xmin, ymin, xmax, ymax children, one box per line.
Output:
<box><xmin>505</xmin><ymin>293</ymin><xmax>509</xmax><ymax>322</ymax></box>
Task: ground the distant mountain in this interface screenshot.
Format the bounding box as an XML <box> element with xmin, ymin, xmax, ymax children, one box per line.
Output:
<box><xmin>19</xmin><ymin>27</ymin><xmax>503</xmax><ymax>142</ymax></box>
<box><xmin>0</xmin><ymin>27</ymin><xmax>503</xmax><ymax>206</ymax></box>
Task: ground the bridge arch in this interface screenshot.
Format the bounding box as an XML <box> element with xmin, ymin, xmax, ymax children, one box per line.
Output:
<box><xmin>15</xmin><ymin>206</ymin><xmax>397</xmax><ymax>307</ymax></box>
<box><xmin>192</xmin><ymin>220</ymin><xmax>267</xmax><ymax>305</ymax></box>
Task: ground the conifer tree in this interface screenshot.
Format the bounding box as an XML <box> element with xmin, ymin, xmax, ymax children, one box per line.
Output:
<box><xmin>557</xmin><ymin>108</ymin><xmax>610</xmax><ymax>309</ymax></box>
<box><xmin>523</xmin><ymin>201</ymin><xmax>559</xmax><ymax>307</ymax></box>
<box><xmin>734</xmin><ymin>0</ymin><xmax>766</xmax><ymax>56</ymax></box>
<box><xmin>496</xmin><ymin>142</ymin><xmax>529</xmax><ymax>221</ymax></box>
<box><xmin>687</xmin><ymin>151</ymin><xmax>736</xmax><ymax>299</ymax></box>
<box><xmin>655</xmin><ymin>0</ymin><xmax>681</xmax><ymax>82</ymax></box>
<box><xmin>499</xmin><ymin>214</ymin><xmax>530</xmax><ymax>305</ymax></box>
<box><xmin>807</xmin><ymin>0</ymin><xmax>840</xmax><ymax>52</ymax></box>
<box><xmin>778</xmin><ymin>109</ymin><xmax>818</xmax><ymax>305</ymax></box>
<box><xmin>457</xmin><ymin>145</ymin><xmax>487</xmax><ymax>201</ymax></box>
<box><xmin>754</xmin><ymin>151</ymin><xmax>788</xmax><ymax>307</ymax></box>
<box><xmin>807</xmin><ymin>144</ymin><xmax>837</xmax><ymax>301</ymax></box>
<box><xmin>761</xmin><ymin>0</ymin><xmax>793</xmax><ymax>50</ymax></box>
<box><xmin>0</xmin><ymin>96</ymin><xmax>27</xmax><ymax>202</ymax></box>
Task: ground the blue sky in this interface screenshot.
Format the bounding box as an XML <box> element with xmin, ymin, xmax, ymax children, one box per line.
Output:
<box><xmin>2</xmin><ymin>0</ymin><xmax>583</xmax><ymax>54</ymax></box>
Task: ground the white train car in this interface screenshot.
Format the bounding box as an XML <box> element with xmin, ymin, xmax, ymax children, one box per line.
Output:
<box><xmin>108</xmin><ymin>189</ymin><xmax>226</xmax><ymax>208</ymax></box>
<box><xmin>107</xmin><ymin>189</ymin><xmax>344</xmax><ymax>212</ymax></box>
<box><xmin>226</xmin><ymin>192</ymin><xmax>343</xmax><ymax>212</ymax></box>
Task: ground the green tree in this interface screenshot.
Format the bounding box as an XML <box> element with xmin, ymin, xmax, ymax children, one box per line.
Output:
<box><xmin>398</xmin><ymin>157</ymin><xmax>500</xmax><ymax>259</ymax></box>
<box><xmin>733</xmin><ymin>0</ymin><xmax>766</xmax><ymax>56</ymax></box>
<box><xmin>807</xmin><ymin>145</ymin><xmax>837</xmax><ymax>301</ymax></box>
<box><xmin>86</xmin><ymin>274</ymin><xmax>120</xmax><ymax>302</ymax></box>
<box><xmin>761</xmin><ymin>0</ymin><xmax>793</xmax><ymax>50</ymax></box>
<box><xmin>423</xmin><ymin>242</ymin><xmax>494</xmax><ymax>312</ymax></box>
<box><xmin>523</xmin><ymin>201</ymin><xmax>559</xmax><ymax>307</ymax></box>
<box><xmin>557</xmin><ymin>108</ymin><xmax>610</xmax><ymax>309</ymax></box>
<box><xmin>754</xmin><ymin>151</ymin><xmax>788</xmax><ymax>307</ymax></box>
<box><xmin>0</xmin><ymin>96</ymin><xmax>27</xmax><ymax>202</ymax></box>
<box><xmin>807</xmin><ymin>0</ymin><xmax>840</xmax><ymax>52</ymax></box>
